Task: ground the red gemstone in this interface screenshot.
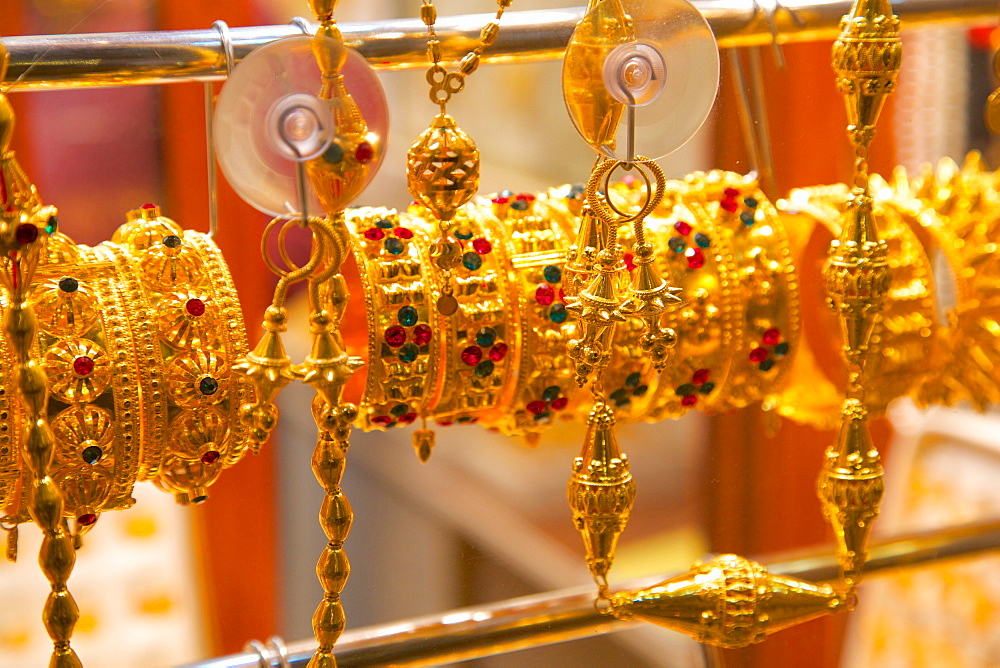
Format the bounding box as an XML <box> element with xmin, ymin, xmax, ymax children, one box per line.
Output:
<box><xmin>720</xmin><ymin>198</ymin><xmax>739</xmax><ymax>213</ymax></box>
<box><xmin>762</xmin><ymin>328</ymin><xmax>781</xmax><ymax>345</ymax></box>
<box><xmin>723</xmin><ymin>187</ymin><xmax>740</xmax><ymax>198</ymax></box>
<box><xmin>686</xmin><ymin>248</ymin><xmax>705</xmax><ymax>269</ymax></box>
<box><xmin>461</xmin><ymin>346</ymin><xmax>482</xmax><ymax>366</ymax></box>
<box><xmin>355</xmin><ymin>141</ymin><xmax>374</xmax><ymax>164</ymax></box>
<box><xmin>558</xmin><ymin>288</ymin><xmax>566</xmax><ymax>302</ymax></box>
<box><xmin>15</xmin><ymin>224</ymin><xmax>38</xmax><ymax>245</ymax></box>
<box><xmin>141</xmin><ymin>203</ymin><xmax>157</xmax><ymax>210</ymax></box>
<box><xmin>624</xmin><ymin>253</ymin><xmax>636</xmax><ymax>271</ymax></box>
<box><xmin>472</xmin><ymin>238</ymin><xmax>492</xmax><ymax>255</ymax></box>
<box><xmin>526</xmin><ymin>400</ymin><xmax>547</xmax><ymax>415</ymax></box>
<box><xmin>394</xmin><ymin>227</ymin><xmax>414</xmax><ymax>239</ymax></box>
<box><xmin>384</xmin><ymin>325</ymin><xmax>407</xmax><ymax>347</ymax></box>
<box><xmin>492</xmin><ymin>196</ymin><xmax>509</xmax><ymax>205</ymax></box>
<box><xmin>437</xmin><ymin>420</ymin><xmax>453</xmax><ymax>427</ymax></box>
<box><xmin>200</xmin><ymin>450</ymin><xmax>221</xmax><ymax>464</ymax></box>
<box><xmin>489</xmin><ymin>343</ymin><xmax>508</xmax><ymax>362</ymax></box>
<box><xmin>413</xmin><ymin>324</ymin><xmax>432</xmax><ymax>345</ymax></box>
<box><xmin>749</xmin><ymin>347</ymin><xmax>769</xmax><ymax>363</ymax></box>
<box><xmin>363</xmin><ymin>228</ymin><xmax>385</xmax><ymax>241</ymax></box>
<box><xmin>674</xmin><ymin>221</ymin><xmax>692</xmax><ymax>236</ymax></box>
<box><xmin>516</xmin><ymin>193</ymin><xmax>536</xmax><ymax>202</ymax></box>
<box><xmin>535</xmin><ymin>284</ymin><xmax>555</xmax><ymax>306</ymax></box>
<box><xmin>681</xmin><ymin>395</ymin><xmax>698</xmax><ymax>407</ymax></box>
<box><xmin>185</xmin><ymin>298</ymin><xmax>206</xmax><ymax>317</ymax></box>
<box><xmin>399</xmin><ymin>412</ymin><xmax>418</xmax><ymax>425</ymax></box>
<box><xmin>77</xmin><ymin>513</ymin><xmax>98</xmax><ymax>527</ymax></box>
<box><xmin>371</xmin><ymin>415</ymin><xmax>393</xmax><ymax>426</ymax></box>
<box><xmin>692</xmin><ymin>368</ymin><xmax>710</xmax><ymax>385</ymax></box>
<box><xmin>551</xmin><ymin>396</ymin><xmax>568</xmax><ymax>410</ymax></box>
<box><xmin>73</xmin><ymin>356</ymin><xmax>95</xmax><ymax>376</ymax></box>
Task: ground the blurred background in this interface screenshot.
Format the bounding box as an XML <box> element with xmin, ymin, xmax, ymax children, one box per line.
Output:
<box><xmin>0</xmin><ymin>1</ymin><xmax>998</xmax><ymax>666</ymax></box>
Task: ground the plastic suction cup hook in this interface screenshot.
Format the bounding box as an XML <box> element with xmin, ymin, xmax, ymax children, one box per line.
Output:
<box><xmin>214</xmin><ymin>35</ymin><xmax>389</xmax><ymax>218</ymax></box>
<box><xmin>562</xmin><ymin>0</ymin><xmax>719</xmax><ymax>161</ymax></box>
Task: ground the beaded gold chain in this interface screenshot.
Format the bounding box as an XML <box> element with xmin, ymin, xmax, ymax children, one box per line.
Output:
<box><xmin>408</xmin><ymin>0</ymin><xmax>513</xmax><ymax>316</ymax></box>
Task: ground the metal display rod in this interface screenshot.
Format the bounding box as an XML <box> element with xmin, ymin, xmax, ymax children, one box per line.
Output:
<box><xmin>179</xmin><ymin>518</ymin><xmax>1000</xmax><ymax>668</ymax></box>
<box><xmin>3</xmin><ymin>0</ymin><xmax>995</xmax><ymax>90</ymax></box>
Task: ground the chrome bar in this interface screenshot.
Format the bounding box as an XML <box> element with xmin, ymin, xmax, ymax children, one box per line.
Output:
<box><xmin>178</xmin><ymin>518</ymin><xmax>1000</xmax><ymax>667</ymax></box>
<box><xmin>4</xmin><ymin>0</ymin><xmax>996</xmax><ymax>91</ymax></box>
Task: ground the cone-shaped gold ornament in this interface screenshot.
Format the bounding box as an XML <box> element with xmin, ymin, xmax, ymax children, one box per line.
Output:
<box><xmin>618</xmin><ymin>242</ymin><xmax>682</xmax><ymax>370</ymax></box>
<box><xmin>817</xmin><ymin>399</ymin><xmax>884</xmax><ymax>585</ymax></box>
<box><xmin>565</xmin><ymin>249</ymin><xmax>626</xmax><ymax>386</ymax></box>
<box><xmin>568</xmin><ymin>402</ymin><xmax>635</xmax><ymax>582</ymax></box>
<box><xmin>831</xmin><ymin>0</ymin><xmax>901</xmax><ymax>149</ymax></box>
<box><xmin>563</xmin><ymin>205</ymin><xmax>605</xmax><ymax>301</ymax></box>
<box><xmin>611</xmin><ymin>554</ymin><xmax>846</xmax><ymax>648</ymax></box>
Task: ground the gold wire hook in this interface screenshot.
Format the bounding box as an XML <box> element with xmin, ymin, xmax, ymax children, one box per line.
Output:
<box><xmin>203</xmin><ymin>20</ymin><xmax>235</xmax><ymax>239</ymax></box>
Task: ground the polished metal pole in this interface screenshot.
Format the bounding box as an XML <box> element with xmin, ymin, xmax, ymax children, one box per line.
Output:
<box><xmin>3</xmin><ymin>0</ymin><xmax>995</xmax><ymax>90</ymax></box>
<box><xmin>178</xmin><ymin>518</ymin><xmax>1000</xmax><ymax>668</ymax></box>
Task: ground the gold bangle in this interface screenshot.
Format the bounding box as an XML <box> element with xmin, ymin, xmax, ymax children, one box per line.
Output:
<box><xmin>419</xmin><ymin>202</ymin><xmax>518</xmax><ymax>427</ymax></box>
<box><xmin>482</xmin><ymin>188</ymin><xmax>580</xmax><ymax>438</ymax></box>
<box><xmin>347</xmin><ymin>207</ymin><xmax>437</xmax><ymax>431</ymax></box>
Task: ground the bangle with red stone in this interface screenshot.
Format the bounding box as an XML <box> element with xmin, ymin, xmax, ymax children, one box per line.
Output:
<box><xmin>479</xmin><ymin>186</ymin><xmax>580</xmax><ymax>439</ymax></box>
<box><xmin>705</xmin><ymin>172</ymin><xmax>800</xmax><ymax>413</ymax></box>
<box><xmin>417</xmin><ymin>200</ymin><xmax>518</xmax><ymax>428</ymax></box>
<box><xmin>644</xmin><ymin>173</ymin><xmax>742</xmax><ymax>420</ymax></box>
<box><xmin>347</xmin><ymin>208</ymin><xmax>437</xmax><ymax>432</ymax></box>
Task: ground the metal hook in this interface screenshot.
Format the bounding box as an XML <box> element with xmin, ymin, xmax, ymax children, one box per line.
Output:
<box><xmin>751</xmin><ymin>0</ymin><xmax>805</xmax><ymax>70</ymax></box>
<box><xmin>728</xmin><ymin>47</ymin><xmax>777</xmax><ymax>198</ymax></box>
<box><xmin>243</xmin><ymin>636</ymin><xmax>291</xmax><ymax>668</ymax></box>
<box><xmin>202</xmin><ymin>20</ymin><xmax>235</xmax><ymax>239</ymax></box>
<box><xmin>289</xmin><ymin>16</ymin><xmax>314</xmax><ymax>35</ymax></box>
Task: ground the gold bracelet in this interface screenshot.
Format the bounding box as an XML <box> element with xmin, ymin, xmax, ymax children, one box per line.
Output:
<box><xmin>481</xmin><ymin>188</ymin><xmax>579</xmax><ymax>438</ymax></box>
<box><xmin>347</xmin><ymin>208</ymin><xmax>438</xmax><ymax>434</ymax></box>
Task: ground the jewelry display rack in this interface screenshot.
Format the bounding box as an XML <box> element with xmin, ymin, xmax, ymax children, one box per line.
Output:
<box><xmin>1</xmin><ymin>2</ymin><xmax>997</xmax><ymax>666</ymax></box>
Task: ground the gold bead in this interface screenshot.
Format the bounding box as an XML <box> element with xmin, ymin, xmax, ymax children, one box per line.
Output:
<box><xmin>428</xmin><ymin>40</ymin><xmax>441</xmax><ymax>64</ymax></box>
<box><xmin>320</xmin><ymin>492</ymin><xmax>353</xmax><ymax>542</ymax></box>
<box><xmin>316</xmin><ymin>547</ymin><xmax>350</xmax><ymax>592</ymax></box>
<box><xmin>30</xmin><ymin>477</ymin><xmax>64</xmax><ymax>531</ymax></box>
<box><xmin>420</xmin><ymin>3</ymin><xmax>436</xmax><ymax>26</ymax></box>
<box><xmin>311</xmin><ymin>598</ymin><xmax>346</xmax><ymax>647</ymax></box>
<box><xmin>460</xmin><ymin>53</ymin><xmax>480</xmax><ymax>76</ymax></box>
<box><xmin>481</xmin><ymin>22</ymin><xmax>500</xmax><ymax>46</ymax></box>
<box><xmin>43</xmin><ymin>589</ymin><xmax>80</xmax><ymax>643</ymax></box>
<box><xmin>39</xmin><ymin>534</ymin><xmax>76</xmax><ymax>587</ymax></box>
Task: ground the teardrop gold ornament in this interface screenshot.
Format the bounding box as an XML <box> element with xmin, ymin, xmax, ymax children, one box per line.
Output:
<box><xmin>406</xmin><ymin>113</ymin><xmax>480</xmax><ymax>223</ymax></box>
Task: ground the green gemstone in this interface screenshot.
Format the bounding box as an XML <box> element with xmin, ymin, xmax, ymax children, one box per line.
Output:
<box><xmin>542</xmin><ymin>265</ymin><xmax>562</xmax><ymax>283</ymax></box>
<box><xmin>199</xmin><ymin>377</ymin><xmax>219</xmax><ymax>396</ymax></box>
<box><xmin>668</xmin><ymin>237</ymin><xmax>686</xmax><ymax>252</ymax></box>
<box><xmin>397</xmin><ymin>305</ymin><xmax>418</xmax><ymax>326</ymax></box>
<box><xmin>695</xmin><ymin>233</ymin><xmax>711</xmax><ymax>248</ymax></box>
<box><xmin>542</xmin><ymin>385</ymin><xmax>561</xmax><ymax>402</ymax></box>
<box><xmin>614</xmin><ymin>396</ymin><xmax>631</xmax><ymax>407</ymax></box>
<box><xmin>610</xmin><ymin>388</ymin><xmax>628</xmax><ymax>402</ymax></box>
<box><xmin>323</xmin><ymin>142</ymin><xmax>344</xmax><ymax>164</ymax></box>
<box><xmin>475</xmin><ymin>360</ymin><xmax>495</xmax><ymax>377</ymax></box>
<box><xmin>398</xmin><ymin>343</ymin><xmax>419</xmax><ymax>363</ymax></box>
<box><xmin>45</xmin><ymin>215</ymin><xmax>58</xmax><ymax>235</ymax></box>
<box><xmin>375</xmin><ymin>218</ymin><xmax>394</xmax><ymax>229</ymax></box>
<box><xmin>675</xmin><ymin>383</ymin><xmax>696</xmax><ymax>397</ymax></box>
<box><xmin>532</xmin><ymin>411</ymin><xmax>550</xmax><ymax>421</ymax></box>
<box><xmin>549</xmin><ymin>303</ymin><xmax>567</xmax><ymax>323</ymax></box>
<box><xmin>744</xmin><ymin>197</ymin><xmax>758</xmax><ymax>208</ymax></box>
<box><xmin>454</xmin><ymin>226</ymin><xmax>474</xmax><ymax>240</ymax></box>
<box><xmin>625</xmin><ymin>372</ymin><xmax>641</xmax><ymax>388</ymax></box>
<box><xmin>774</xmin><ymin>342</ymin><xmax>790</xmax><ymax>356</ymax></box>
<box><xmin>759</xmin><ymin>358</ymin><xmax>775</xmax><ymax>371</ymax></box>
<box><xmin>58</xmin><ymin>277</ymin><xmax>79</xmax><ymax>293</ymax></box>
<box><xmin>457</xmin><ymin>416</ymin><xmax>473</xmax><ymax>423</ymax></box>
<box><xmin>740</xmin><ymin>211</ymin><xmax>755</xmax><ymax>227</ymax></box>
<box><xmin>462</xmin><ymin>252</ymin><xmax>482</xmax><ymax>271</ymax></box>
<box><xmin>632</xmin><ymin>384</ymin><xmax>648</xmax><ymax>397</ymax></box>
<box><xmin>81</xmin><ymin>445</ymin><xmax>102</xmax><ymax>465</ymax></box>
<box><xmin>385</xmin><ymin>238</ymin><xmax>405</xmax><ymax>255</ymax></box>
<box><xmin>699</xmin><ymin>382</ymin><xmax>716</xmax><ymax>395</ymax></box>
<box><xmin>475</xmin><ymin>327</ymin><xmax>496</xmax><ymax>347</ymax></box>
<box><xmin>390</xmin><ymin>404</ymin><xmax>409</xmax><ymax>417</ymax></box>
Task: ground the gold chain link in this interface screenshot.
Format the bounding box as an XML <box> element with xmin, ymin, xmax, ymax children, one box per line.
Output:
<box><xmin>420</xmin><ymin>0</ymin><xmax>513</xmax><ymax>109</ymax></box>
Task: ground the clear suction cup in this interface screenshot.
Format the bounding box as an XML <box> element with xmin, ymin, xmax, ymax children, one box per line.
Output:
<box><xmin>214</xmin><ymin>35</ymin><xmax>389</xmax><ymax>218</ymax></box>
<box><xmin>563</xmin><ymin>0</ymin><xmax>719</xmax><ymax>161</ymax></box>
